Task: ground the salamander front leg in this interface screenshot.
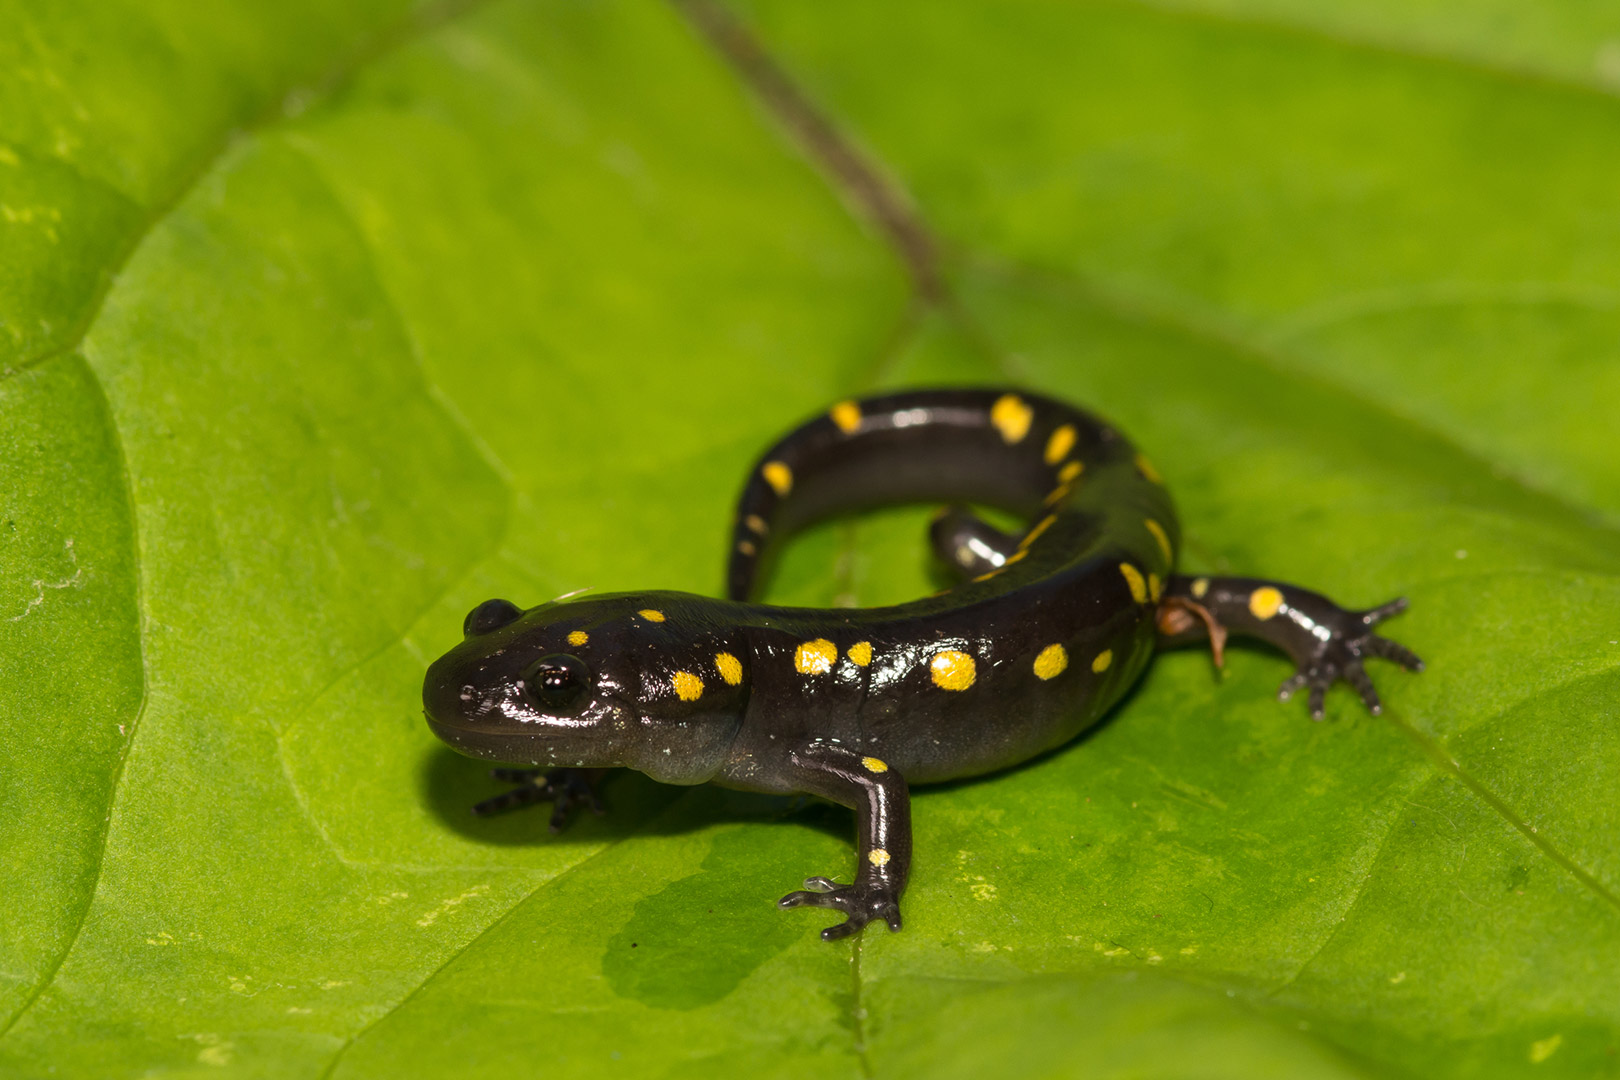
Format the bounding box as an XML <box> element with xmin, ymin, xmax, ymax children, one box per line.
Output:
<box><xmin>471</xmin><ymin>767</ymin><xmax>607</xmax><ymax>831</ymax></box>
<box><xmin>776</xmin><ymin>742</ymin><xmax>911</xmax><ymax>941</ymax></box>
<box><xmin>1158</xmin><ymin>575</ymin><xmax>1423</xmax><ymax>719</ymax></box>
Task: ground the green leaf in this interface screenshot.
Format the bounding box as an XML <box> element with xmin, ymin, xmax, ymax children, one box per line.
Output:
<box><xmin>3</xmin><ymin>0</ymin><xmax>1617</xmax><ymax>1076</ymax></box>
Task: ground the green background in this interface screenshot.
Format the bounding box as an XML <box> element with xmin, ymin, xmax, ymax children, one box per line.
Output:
<box><xmin>3</xmin><ymin>0</ymin><xmax>1619</xmax><ymax>1075</ymax></box>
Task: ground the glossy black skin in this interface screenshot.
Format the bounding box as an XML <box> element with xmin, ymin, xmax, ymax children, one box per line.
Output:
<box><xmin>423</xmin><ymin>389</ymin><xmax>1422</xmax><ymax>940</ymax></box>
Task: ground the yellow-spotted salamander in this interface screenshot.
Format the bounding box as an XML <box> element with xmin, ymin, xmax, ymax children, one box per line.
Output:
<box><xmin>423</xmin><ymin>389</ymin><xmax>1421</xmax><ymax>940</ymax></box>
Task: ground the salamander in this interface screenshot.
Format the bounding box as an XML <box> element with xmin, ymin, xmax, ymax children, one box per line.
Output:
<box><xmin>422</xmin><ymin>388</ymin><xmax>1422</xmax><ymax>940</ymax></box>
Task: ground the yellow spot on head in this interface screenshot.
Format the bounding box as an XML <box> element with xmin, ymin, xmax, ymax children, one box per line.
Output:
<box><xmin>848</xmin><ymin>641</ymin><xmax>872</xmax><ymax>667</ymax></box>
<box><xmin>795</xmin><ymin>638</ymin><xmax>837</xmax><ymax>675</ymax></box>
<box><xmin>762</xmin><ymin>461</ymin><xmax>793</xmax><ymax>496</ymax></box>
<box><xmin>1092</xmin><ymin>649</ymin><xmax>1113</xmax><ymax>673</ymax></box>
<box><xmin>1020</xmin><ymin>514</ymin><xmax>1057</xmax><ymax>550</ymax></box>
<box><xmin>715</xmin><ymin>652</ymin><xmax>743</xmax><ymax>685</ymax></box>
<box><xmin>862</xmin><ymin>756</ymin><xmax>888</xmax><ymax>773</ymax></box>
<box><xmin>1249</xmin><ymin>586</ymin><xmax>1284</xmax><ymax>620</ymax></box>
<box><xmin>1144</xmin><ymin>519</ymin><xmax>1172</xmax><ymax>564</ymax></box>
<box><xmin>1136</xmin><ymin>453</ymin><xmax>1162</xmax><ymax>484</ymax></box>
<box><xmin>745</xmin><ymin>514</ymin><xmax>769</xmax><ymax>535</ymax></box>
<box><xmin>1033</xmin><ymin>644</ymin><xmax>1068</xmax><ymax>680</ymax></box>
<box><xmin>868</xmin><ymin>848</ymin><xmax>891</xmax><ymax>868</ymax></box>
<box><xmin>1149</xmin><ymin>572</ymin><xmax>1162</xmax><ymax>603</ymax></box>
<box><xmin>639</xmin><ymin>608</ymin><xmax>666</xmax><ymax>623</ymax></box>
<box><xmin>1119</xmin><ymin>563</ymin><xmax>1147</xmax><ymax>604</ymax></box>
<box><xmin>1044</xmin><ymin>424</ymin><xmax>1076</xmax><ymax>465</ymax></box>
<box><xmin>990</xmin><ymin>394</ymin><xmax>1033</xmax><ymax>444</ymax></box>
<box><xmin>738</xmin><ymin>539</ymin><xmax>757</xmax><ymax>556</ymax></box>
<box><xmin>1058</xmin><ymin>460</ymin><xmax>1083</xmax><ymax>484</ymax></box>
<box><xmin>1191</xmin><ymin>577</ymin><xmax>1209</xmax><ymax>599</ymax></box>
<box><xmin>930</xmin><ymin>650</ymin><xmax>976</xmax><ymax>691</ymax></box>
<box><xmin>830</xmin><ymin>400</ymin><xmax>862</xmax><ymax>434</ymax></box>
<box><xmin>671</xmin><ymin>671</ymin><xmax>704</xmax><ymax>701</ymax></box>
<box><xmin>567</xmin><ymin>630</ymin><xmax>588</xmax><ymax>647</ymax></box>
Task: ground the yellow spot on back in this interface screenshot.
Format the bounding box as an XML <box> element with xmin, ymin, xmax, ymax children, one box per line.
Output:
<box><xmin>1044</xmin><ymin>483</ymin><xmax>1072</xmax><ymax>508</ymax></box>
<box><xmin>672</xmin><ymin>671</ymin><xmax>704</xmax><ymax>701</ymax></box>
<box><xmin>930</xmin><ymin>650</ymin><xmax>976</xmax><ymax>691</ymax></box>
<box><xmin>1191</xmin><ymin>577</ymin><xmax>1209</xmax><ymax>599</ymax></box>
<box><xmin>639</xmin><ymin>608</ymin><xmax>666</xmax><ymax>622</ymax></box>
<box><xmin>1020</xmin><ymin>514</ymin><xmax>1057</xmax><ymax>550</ymax></box>
<box><xmin>1092</xmin><ymin>649</ymin><xmax>1113</xmax><ymax>673</ymax></box>
<box><xmin>848</xmin><ymin>641</ymin><xmax>873</xmax><ymax>666</ymax></box>
<box><xmin>868</xmin><ymin>848</ymin><xmax>892</xmax><ymax>867</ymax></box>
<box><xmin>1144</xmin><ymin>519</ymin><xmax>1172</xmax><ymax>564</ymax></box>
<box><xmin>1529</xmin><ymin>1034</ymin><xmax>1562</xmax><ymax>1064</ymax></box>
<box><xmin>763</xmin><ymin>461</ymin><xmax>793</xmax><ymax>496</ymax></box>
<box><xmin>1136</xmin><ymin>453</ymin><xmax>1162</xmax><ymax>484</ymax></box>
<box><xmin>738</xmin><ymin>539</ymin><xmax>757</xmax><ymax>556</ymax></box>
<box><xmin>973</xmin><ymin>569</ymin><xmax>1002</xmax><ymax>583</ymax></box>
<box><xmin>795</xmin><ymin>638</ymin><xmax>837</xmax><ymax>675</ymax></box>
<box><xmin>1045</xmin><ymin>424</ymin><xmax>1076</xmax><ymax>465</ymax></box>
<box><xmin>990</xmin><ymin>394</ymin><xmax>1033</xmax><ymax>444</ymax></box>
<box><xmin>1058</xmin><ymin>461</ymin><xmax>1083</xmax><ymax>484</ymax></box>
<box><xmin>1149</xmin><ymin>572</ymin><xmax>1162</xmax><ymax>603</ymax></box>
<box><xmin>1004</xmin><ymin>549</ymin><xmax>1027</xmax><ymax>565</ymax></box>
<box><xmin>1034</xmin><ymin>644</ymin><xmax>1068</xmax><ymax>680</ymax></box>
<box><xmin>745</xmin><ymin>514</ymin><xmax>768</xmax><ymax>534</ymax></box>
<box><xmin>715</xmin><ymin>652</ymin><xmax>743</xmax><ymax>685</ymax></box>
<box><xmin>830</xmin><ymin>400</ymin><xmax>862</xmax><ymax>434</ymax></box>
<box><xmin>862</xmin><ymin>756</ymin><xmax>888</xmax><ymax>773</ymax></box>
<box><xmin>567</xmin><ymin>630</ymin><xmax>589</xmax><ymax>647</ymax></box>
<box><xmin>1249</xmin><ymin>586</ymin><xmax>1284</xmax><ymax>620</ymax></box>
<box><xmin>1119</xmin><ymin>563</ymin><xmax>1148</xmax><ymax>604</ymax></box>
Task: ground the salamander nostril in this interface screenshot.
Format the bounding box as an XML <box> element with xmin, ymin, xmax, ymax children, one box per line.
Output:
<box><xmin>464</xmin><ymin>598</ymin><xmax>523</xmax><ymax>636</ymax></box>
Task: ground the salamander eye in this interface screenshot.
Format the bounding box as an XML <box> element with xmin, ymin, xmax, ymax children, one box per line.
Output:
<box><xmin>521</xmin><ymin>654</ymin><xmax>590</xmax><ymax>714</ymax></box>
<box><xmin>464</xmin><ymin>598</ymin><xmax>522</xmax><ymax>636</ymax></box>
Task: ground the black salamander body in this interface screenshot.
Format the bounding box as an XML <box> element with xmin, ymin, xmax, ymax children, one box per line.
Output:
<box><xmin>423</xmin><ymin>389</ymin><xmax>1421</xmax><ymax>940</ymax></box>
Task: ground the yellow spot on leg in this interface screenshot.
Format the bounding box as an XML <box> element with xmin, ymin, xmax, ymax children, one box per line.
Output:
<box><xmin>868</xmin><ymin>848</ymin><xmax>891</xmax><ymax>868</ymax></box>
<box><xmin>1044</xmin><ymin>424</ymin><xmax>1076</xmax><ymax>465</ymax></box>
<box><xmin>930</xmin><ymin>650</ymin><xmax>977</xmax><ymax>691</ymax></box>
<box><xmin>1249</xmin><ymin>586</ymin><xmax>1284</xmax><ymax>620</ymax></box>
<box><xmin>1144</xmin><ymin>519</ymin><xmax>1172</xmax><ymax>564</ymax></box>
<box><xmin>1020</xmin><ymin>514</ymin><xmax>1057</xmax><ymax>550</ymax></box>
<box><xmin>862</xmin><ymin>756</ymin><xmax>888</xmax><ymax>773</ymax></box>
<box><xmin>1119</xmin><ymin>563</ymin><xmax>1148</xmax><ymax>604</ymax></box>
<box><xmin>671</xmin><ymin>671</ymin><xmax>704</xmax><ymax>701</ymax></box>
<box><xmin>1058</xmin><ymin>461</ymin><xmax>1083</xmax><ymax>484</ymax></box>
<box><xmin>1033</xmin><ymin>644</ymin><xmax>1068</xmax><ymax>680</ymax></box>
<box><xmin>715</xmin><ymin>652</ymin><xmax>743</xmax><ymax>685</ymax></box>
<box><xmin>638</xmin><ymin>608</ymin><xmax>666</xmax><ymax>622</ymax></box>
<box><xmin>762</xmin><ymin>461</ymin><xmax>793</xmax><ymax>496</ymax></box>
<box><xmin>1191</xmin><ymin>577</ymin><xmax>1209</xmax><ymax>599</ymax></box>
<box><xmin>567</xmin><ymin>630</ymin><xmax>588</xmax><ymax>647</ymax></box>
<box><xmin>848</xmin><ymin>641</ymin><xmax>872</xmax><ymax>666</ymax></box>
<box><xmin>795</xmin><ymin>638</ymin><xmax>837</xmax><ymax>675</ymax></box>
<box><xmin>1092</xmin><ymin>649</ymin><xmax>1113</xmax><ymax>673</ymax></box>
<box><xmin>830</xmin><ymin>400</ymin><xmax>862</xmax><ymax>434</ymax></box>
<box><xmin>990</xmin><ymin>394</ymin><xmax>1033</xmax><ymax>443</ymax></box>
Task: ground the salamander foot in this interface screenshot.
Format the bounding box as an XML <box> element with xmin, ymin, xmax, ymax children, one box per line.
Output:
<box><xmin>471</xmin><ymin>767</ymin><xmax>606</xmax><ymax>831</ymax></box>
<box><xmin>779</xmin><ymin>876</ymin><xmax>902</xmax><ymax>941</ymax></box>
<box><xmin>1277</xmin><ymin>596</ymin><xmax>1425</xmax><ymax>720</ymax></box>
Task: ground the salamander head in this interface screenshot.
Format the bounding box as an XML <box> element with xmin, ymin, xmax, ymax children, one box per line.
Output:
<box><xmin>422</xmin><ymin>592</ymin><xmax>748</xmax><ymax>784</ymax></box>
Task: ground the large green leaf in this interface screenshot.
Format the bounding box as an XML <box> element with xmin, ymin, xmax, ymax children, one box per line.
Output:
<box><xmin>3</xmin><ymin>0</ymin><xmax>1617</xmax><ymax>1075</ymax></box>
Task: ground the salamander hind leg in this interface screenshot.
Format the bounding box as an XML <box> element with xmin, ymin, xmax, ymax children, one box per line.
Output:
<box><xmin>1158</xmin><ymin>576</ymin><xmax>1423</xmax><ymax>719</ymax></box>
<box><xmin>929</xmin><ymin>505</ymin><xmax>1019</xmax><ymax>581</ymax></box>
<box><xmin>775</xmin><ymin>743</ymin><xmax>912</xmax><ymax>941</ymax></box>
<box><xmin>472</xmin><ymin>767</ymin><xmax>608</xmax><ymax>831</ymax></box>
